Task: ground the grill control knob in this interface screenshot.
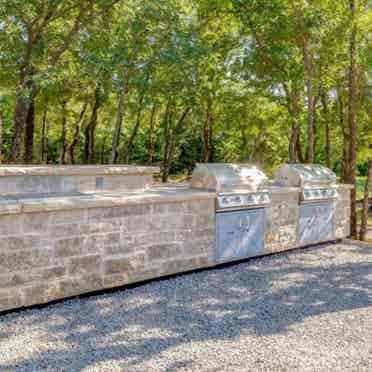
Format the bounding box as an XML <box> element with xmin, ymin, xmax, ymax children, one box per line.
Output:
<box><xmin>232</xmin><ymin>196</ymin><xmax>241</xmax><ymax>204</ymax></box>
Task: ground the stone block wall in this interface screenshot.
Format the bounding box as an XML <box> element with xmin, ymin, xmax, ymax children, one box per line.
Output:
<box><xmin>0</xmin><ymin>198</ymin><xmax>215</xmax><ymax>313</ymax></box>
<box><xmin>334</xmin><ymin>185</ymin><xmax>351</xmax><ymax>239</ymax></box>
<box><xmin>265</xmin><ymin>189</ymin><xmax>299</xmax><ymax>253</ymax></box>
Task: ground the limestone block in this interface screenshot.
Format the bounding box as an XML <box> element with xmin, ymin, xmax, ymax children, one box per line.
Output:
<box><xmin>175</xmin><ymin>229</ymin><xmax>200</xmax><ymax>242</ymax></box>
<box><xmin>58</xmin><ymin>274</ymin><xmax>104</xmax><ymax>298</ymax></box>
<box><xmin>0</xmin><ymin>266</ymin><xmax>66</xmax><ymax>288</ymax></box>
<box><xmin>0</xmin><ymin>248</ymin><xmax>54</xmax><ymax>273</ymax></box>
<box><xmin>0</xmin><ymin>236</ymin><xmax>51</xmax><ymax>251</ymax></box>
<box><xmin>49</xmin><ymin>223</ymin><xmax>83</xmax><ymax>239</ymax></box>
<box><xmin>185</xmin><ymin>199</ymin><xmax>215</xmax><ymax>214</ymax></box>
<box><xmin>47</xmin><ymin>175</ymin><xmax>67</xmax><ymax>193</ymax></box>
<box><xmin>103</xmin><ymin>272</ymin><xmax>132</xmax><ymax>288</ymax></box>
<box><xmin>0</xmin><ymin>199</ymin><xmax>21</xmax><ymax>215</ymax></box>
<box><xmin>183</xmin><ymin>239</ymin><xmax>214</xmax><ymax>257</ymax></box>
<box><xmin>104</xmin><ymin>235</ymin><xmax>135</xmax><ymax>256</ymax></box>
<box><xmin>99</xmin><ymin>175</ymin><xmax>153</xmax><ymax>191</ymax></box>
<box><xmin>333</xmin><ymin>187</ymin><xmax>351</xmax><ymax>239</ymax></box>
<box><xmin>102</xmin><ymin>232</ymin><xmax>121</xmax><ymax>247</ymax></box>
<box><xmin>22</xmin><ymin>213</ymin><xmax>51</xmax><ymax>234</ymax></box>
<box><xmin>22</xmin><ymin>282</ymin><xmax>60</xmax><ymax>307</ymax></box>
<box><xmin>195</xmin><ymin>214</ymin><xmax>215</xmax><ymax>229</ymax></box>
<box><xmin>161</xmin><ymin>256</ymin><xmax>212</xmax><ymax>276</ymax></box>
<box><xmin>49</xmin><ymin>209</ymin><xmax>87</xmax><ymax>225</ymax></box>
<box><xmin>0</xmin><ymin>289</ymin><xmax>23</xmax><ymax>312</ymax></box>
<box><xmin>146</xmin><ymin>243</ymin><xmax>184</xmax><ymax>261</ymax></box>
<box><xmin>68</xmin><ymin>255</ymin><xmax>102</xmax><ymax>276</ymax></box>
<box><xmin>266</xmin><ymin>224</ymin><xmax>298</xmax><ymax>253</ymax></box>
<box><xmin>84</xmin><ymin>235</ymin><xmax>105</xmax><ymax>253</ymax></box>
<box><xmin>54</xmin><ymin>237</ymin><xmax>85</xmax><ymax>257</ymax></box>
<box><xmin>104</xmin><ymin>253</ymin><xmax>145</xmax><ymax>275</ymax></box>
<box><xmin>0</xmin><ymin>215</ymin><xmax>22</xmax><ymax>236</ymax></box>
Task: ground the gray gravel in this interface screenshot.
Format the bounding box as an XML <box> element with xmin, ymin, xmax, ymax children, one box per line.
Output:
<box><xmin>0</xmin><ymin>241</ymin><xmax>372</xmax><ymax>372</ymax></box>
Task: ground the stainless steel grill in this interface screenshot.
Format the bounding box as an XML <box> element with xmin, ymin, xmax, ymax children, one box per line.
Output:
<box><xmin>191</xmin><ymin>163</ymin><xmax>271</xmax><ymax>212</ymax></box>
<box><xmin>191</xmin><ymin>163</ymin><xmax>271</xmax><ymax>263</ymax></box>
<box><xmin>275</xmin><ymin>164</ymin><xmax>339</xmax><ymax>245</ymax></box>
<box><xmin>275</xmin><ymin>163</ymin><xmax>339</xmax><ymax>203</ymax></box>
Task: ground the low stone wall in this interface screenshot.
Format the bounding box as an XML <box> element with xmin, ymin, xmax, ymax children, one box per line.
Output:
<box><xmin>0</xmin><ymin>180</ymin><xmax>352</xmax><ymax>313</ymax></box>
<box><xmin>0</xmin><ymin>197</ymin><xmax>215</xmax><ymax>313</ymax></box>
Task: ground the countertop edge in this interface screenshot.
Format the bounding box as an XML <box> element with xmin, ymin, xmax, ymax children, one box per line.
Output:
<box><xmin>0</xmin><ymin>165</ymin><xmax>160</xmax><ymax>177</ymax></box>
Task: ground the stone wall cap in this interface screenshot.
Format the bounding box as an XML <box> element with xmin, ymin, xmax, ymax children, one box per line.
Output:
<box><xmin>0</xmin><ymin>198</ymin><xmax>22</xmax><ymax>215</ymax></box>
<box><xmin>337</xmin><ymin>184</ymin><xmax>354</xmax><ymax>190</ymax></box>
<box><xmin>18</xmin><ymin>185</ymin><xmax>216</xmax><ymax>213</ymax></box>
<box><xmin>0</xmin><ymin>165</ymin><xmax>160</xmax><ymax>177</ymax></box>
<box><xmin>266</xmin><ymin>186</ymin><xmax>300</xmax><ymax>193</ymax></box>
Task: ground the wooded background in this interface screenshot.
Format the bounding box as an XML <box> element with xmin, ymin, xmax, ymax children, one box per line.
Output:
<box><xmin>0</xmin><ymin>0</ymin><xmax>371</xmax><ymax>237</ymax></box>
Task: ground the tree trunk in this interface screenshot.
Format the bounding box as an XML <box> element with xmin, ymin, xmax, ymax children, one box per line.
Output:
<box><xmin>123</xmin><ymin>89</ymin><xmax>145</xmax><ymax>163</ymax></box>
<box><xmin>110</xmin><ymin>76</ymin><xmax>129</xmax><ymax>164</ymax></box>
<box><xmin>346</xmin><ymin>0</ymin><xmax>358</xmax><ymax>237</ymax></box>
<box><xmin>161</xmin><ymin>102</ymin><xmax>172</xmax><ymax>182</ymax></box>
<box><xmin>68</xmin><ymin>102</ymin><xmax>87</xmax><ymax>164</ymax></box>
<box><xmin>84</xmin><ymin>88</ymin><xmax>102</xmax><ymax>164</ymax></box>
<box><xmin>289</xmin><ymin>88</ymin><xmax>300</xmax><ymax>163</ymax></box>
<box><xmin>147</xmin><ymin>104</ymin><xmax>157</xmax><ymax>164</ymax></box>
<box><xmin>338</xmin><ymin>89</ymin><xmax>349</xmax><ymax>182</ymax></box>
<box><xmin>11</xmin><ymin>86</ymin><xmax>29</xmax><ymax>162</ymax></box>
<box><xmin>100</xmin><ymin>136</ymin><xmax>107</xmax><ymax>164</ymax></box>
<box><xmin>320</xmin><ymin>91</ymin><xmax>331</xmax><ymax>168</ymax></box>
<box><xmin>162</xmin><ymin>106</ymin><xmax>191</xmax><ymax>183</ymax></box>
<box><xmin>40</xmin><ymin>105</ymin><xmax>48</xmax><ymax>163</ymax></box>
<box><xmin>359</xmin><ymin>159</ymin><xmax>372</xmax><ymax>241</ymax></box>
<box><xmin>59</xmin><ymin>101</ymin><xmax>68</xmax><ymax>165</ymax></box>
<box><xmin>0</xmin><ymin>109</ymin><xmax>3</xmax><ymax>164</ymax></box>
<box><xmin>296</xmin><ymin>8</ymin><xmax>314</xmax><ymax>163</ymax></box>
<box><xmin>303</xmin><ymin>40</ymin><xmax>314</xmax><ymax>163</ymax></box>
<box><xmin>23</xmin><ymin>74</ymin><xmax>36</xmax><ymax>164</ymax></box>
<box><xmin>202</xmin><ymin>100</ymin><xmax>213</xmax><ymax>163</ymax></box>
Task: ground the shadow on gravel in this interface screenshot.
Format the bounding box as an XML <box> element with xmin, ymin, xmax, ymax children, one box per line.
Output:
<box><xmin>1</xmin><ymin>244</ymin><xmax>372</xmax><ymax>370</ymax></box>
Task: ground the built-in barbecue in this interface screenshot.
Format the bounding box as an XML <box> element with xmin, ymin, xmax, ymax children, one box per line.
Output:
<box><xmin>191</xmin><ymin>163</ymin><xmax>271</xmax><ymax>263</ymax></box>
<box><xmin>275</xmin><ymin>164</ymin><xmax>339</xmax><ymax>246</ymax></box>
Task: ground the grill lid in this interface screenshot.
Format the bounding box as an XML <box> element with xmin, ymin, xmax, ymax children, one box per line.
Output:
<box><xmin>275</xmin><ymin>164</ymin><xmax>337</xmax><ymax>188</ymax></box>
<box><xmin>191</xmin><ymin>163</ymin><xmax>269</xmax><ymax>193</ymax></box>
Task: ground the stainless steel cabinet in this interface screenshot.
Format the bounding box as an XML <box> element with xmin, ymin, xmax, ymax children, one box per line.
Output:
<box><xmin>216</xmin><ymin>209</ymin><xmax>265</xmax><ymax>263</ymax></box>
<box><xmin>298</xmin><ymin>202</ymin><xmax>334</xmax><ymax>245</ymax></box>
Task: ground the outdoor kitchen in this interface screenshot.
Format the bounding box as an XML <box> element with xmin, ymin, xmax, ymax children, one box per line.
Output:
<box><xmin>0</xmin><ymin>163</ymin><xmax>351</xmax><ymax>313</ymax></box>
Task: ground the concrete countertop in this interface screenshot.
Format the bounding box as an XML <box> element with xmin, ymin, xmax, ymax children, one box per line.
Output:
<box><xmin>0</xmin><ymin>165</ymin><xmax>160</xmax><ymax>177</ymax></box>
<box><xmin>0</xmin><ymin>185</ymin><xmax>216</xmax><ymax>215</ymax></box>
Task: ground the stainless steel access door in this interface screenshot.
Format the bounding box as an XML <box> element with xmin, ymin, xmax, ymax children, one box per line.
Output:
<box><xmin>216</xmin><ymin>209</ymin><xmax>265</xmax><ymax>263</ymax></box>
<box><xmin>298</xmin><ymin>202</ymin><xmax>334</xmax><ymax>246</ymax></box>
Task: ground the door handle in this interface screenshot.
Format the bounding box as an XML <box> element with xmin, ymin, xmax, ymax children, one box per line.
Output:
<box><xmin>307</xmin><ymin>216</ymin><xmax>316</xmax><ymax>228</ymax></box>
<box><xmin>239</xmin><ymin>216</ymin><xmax>251</xmax><ymax>232</ymax></box>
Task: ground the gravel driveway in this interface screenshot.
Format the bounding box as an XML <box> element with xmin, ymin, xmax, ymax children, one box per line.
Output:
<box><xmin>1</xmin><ymin>241</ymin><xmax>371</xmax><ymax>372</ymax></box>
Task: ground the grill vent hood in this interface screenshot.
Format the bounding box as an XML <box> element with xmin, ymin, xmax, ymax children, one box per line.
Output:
<box><xmin>275</xmin><ymin>164</ymin><xmax>337</xmax><ymax>188</ymax></box>
<box><xmin>191</xmin><ymin>163</ymin><xmax>269</xmax><ymax>193</ymax></box>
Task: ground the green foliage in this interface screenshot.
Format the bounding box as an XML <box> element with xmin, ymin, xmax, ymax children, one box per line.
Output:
<box><xmin>0</xmin><ymin>0</ymin><xmax>371</xmax><ymax>177</ymax></box>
